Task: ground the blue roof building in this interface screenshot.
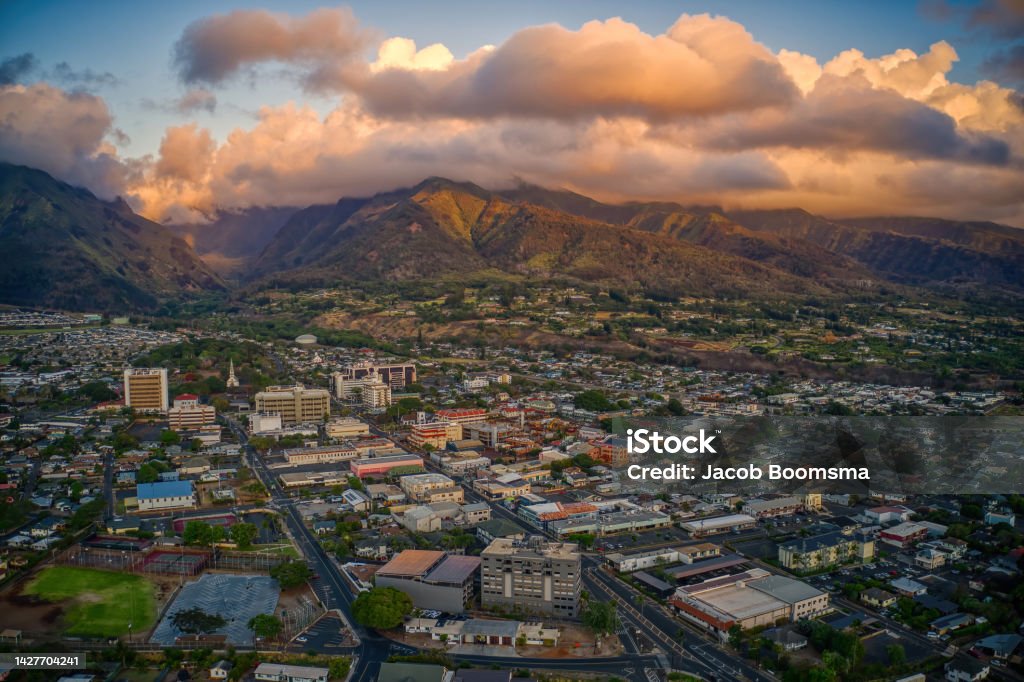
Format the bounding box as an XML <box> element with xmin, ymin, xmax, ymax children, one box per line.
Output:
<box><xmin>136</xmin><ymin>480</ymin><xmax>195</xmax><ymax>511</ymax></box>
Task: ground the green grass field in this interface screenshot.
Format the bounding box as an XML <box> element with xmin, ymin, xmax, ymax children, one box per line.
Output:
<box><xmin>23</xmin><ymin>566</ymin><xmax>157</xmax><ymax>637</ymax></box>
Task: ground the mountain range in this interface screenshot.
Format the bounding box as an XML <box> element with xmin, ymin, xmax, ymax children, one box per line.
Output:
<box><xmin>1</xmin><ymin>163</ymin><xmax>1022</xmax><ymax>312</ymax></box>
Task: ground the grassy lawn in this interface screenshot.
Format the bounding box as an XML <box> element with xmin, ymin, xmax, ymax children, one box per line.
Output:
<box><xmin>23</xmin><ymin>566</ymin><xmax>157</xmax><ymax>637</ymax></box>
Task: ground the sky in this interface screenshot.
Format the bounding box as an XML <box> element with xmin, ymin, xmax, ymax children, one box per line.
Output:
<box><xmin>1</xmin><ymin>0</ymin><xmax>1023</xmax><ymax>225</ymax></box>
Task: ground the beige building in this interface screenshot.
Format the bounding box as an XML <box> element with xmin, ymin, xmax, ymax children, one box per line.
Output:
<box><xmin>254</xmin><ymin>385</ymin><xmax>331</xmax><ymax>425</ymax></box>
<box><xmin>400</xmin><ymin>473</ymin><xmax>464</xmax><ymax>504</ymax></box>
<box><xmin>325</xmin><ymin>417</ymin><xmax>370</xmax><ymax>440</ymax></box>
<box><xmin>481</xmin><ymin>537</ymin><xmax>581</xmax><ymax>617</ymax></box>
<box><xmin>123</xmin><ymin>368</ymin><xmax>168</xmax><ymax>413</ymax></box>
<box><xmin>778</xmin><ymin>531</ymin><xmax>874</xmax><ymax>571</ymax></box>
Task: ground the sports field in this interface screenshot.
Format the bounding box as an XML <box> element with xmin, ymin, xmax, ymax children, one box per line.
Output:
<box><xmin>23</xmin><ymin>566</ymin><xmax>157</xmax><ymax>637</ymax></box>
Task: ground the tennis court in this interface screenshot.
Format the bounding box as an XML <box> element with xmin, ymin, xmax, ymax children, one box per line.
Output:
<box><xmin>171</xmin><ymin>513</ymin><xmax>237</xmax><ymax>533</ymax></box>
<box><xmin>141</xmin><ymin>549</ymin><xmax>209</xmax><ymax>576</ymax></box>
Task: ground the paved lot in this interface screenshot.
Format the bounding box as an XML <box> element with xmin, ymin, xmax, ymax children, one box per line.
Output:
<box><xmin>150</xmin><ymin>573</ymin><xmax>279</xmax><ymax>646</ymax></box>
<box><xmin>290</xmin><ymin>613</ymin><xmax>350</xmax><ymax>651</ymax></box>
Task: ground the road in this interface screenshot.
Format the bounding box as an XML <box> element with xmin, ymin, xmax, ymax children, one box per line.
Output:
<box><xmin>235</xmin><ymin>420</ymin><xmax>678</xmax><ymax>682</ymax></box>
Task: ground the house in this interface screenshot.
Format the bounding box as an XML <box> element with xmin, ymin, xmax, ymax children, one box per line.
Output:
<box><xmin>944</xmin><ymin>657</ymin><xmax>989</xmax><ymax>682</ymax></box>
<box><xmin>253</xmin><ymin>663</ymin><xmax>328</xmax><ymax>682</ymax></box>
<box><xmin>861</xmin><ymin>588</ymin><xmax>897</xmax><ymax>609</ymax></box>
<box><xmin>209</xmin><ymin>661</ymin><xmax>233</xmax><ymax>680</ymax></box>
<box><xmin>930</xmin><ymin>613</ymin><xmax>974</xmax><ymax>635</ymax></box>
<box><xmin>984</xmin><ymin>510</ymin><xmax>1015</xmax><ymax>526</ymax></box>
<box><xmin>313</xmin><ymin>520</ymin><xmax>337</xmax><ymax>535</ymax></box>
<box><xmin>916</xmin><ymin>548</ymin><xmax>947</xmax><ymax>570</ymax></box>
<box><xmin>891</xmin><ymin>577</ymin><xmax>928</xmax><ymax>597</ymax></box>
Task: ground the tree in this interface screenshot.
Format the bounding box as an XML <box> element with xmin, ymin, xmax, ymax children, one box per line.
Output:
<box><xmin>886</xmin><ymin>643</ymin><xmax>906</xmax><ymax>666</ymax></box>
<box><xmin>351</xmin><ymin>587</ymin><xmax>413</xmax><ymax>630</ymax></box>
<box><xmin>728</xmin><ymin>624</ymin><xmax>743</xmax><ymax>649</ymax></box>
<box><xmin>270</xmin><ymin>560</ymin><xmax>312</xmax><ymax>588</ymax></box>
<box><xmin>666</xmin><ymin>398</ymin><xmax>686</xmax><ymax>416</ymax></box>
<box><xmin>160</xmin><ymin>429</ymin><xmax>181</xmax><ymax>446</ymax></box>
<box><xmin>247</xmin><ymin>614</ymin><xmax>282</xmax><ymax>640</ymax></box>
<box><xmin>172</xmin><ymin>607</ymin><xmax>226</xmax><ymax>637</ymax></box>
<box><xmin>183</xmin><ymin>520</ymin><xmax>215</xmax><ymax>547</ymax></box>
<box><xmin>581</xmin><ymin>601</ymin><xmax>620</xmax><ymax>635</ymax></box>
<box><xmin>574</xmin><ymin>390</ymin><xmax>615</xmax><ymax>412</ymax></box>
<box><xmin>568</xmin><ymin>532</ymin><xmax>596</xmax><ymax>550</ymax></box>
<box><xmin>137</xmin><ymin>463</ymin><xmax>159</xmax><ymax>484</ymax></box>
<box><xmin>230</xmin><ymin>522</ymin><xmax>258</xmax><ymax>549</ymax></box>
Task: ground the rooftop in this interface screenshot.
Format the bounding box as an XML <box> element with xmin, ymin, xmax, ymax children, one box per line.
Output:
<box><xmin>136</xmin><ymin>480</ymin><xmax>192</xmax><ymax>499</ymax></box>
<box><xmin>377</xmin><ymin>549</ymin><xmax>446</xmax><ymax>578</ymax></box>
<box><xmin>426</xmin><ymin>555</ymin><xmax>481</xmax><ymax>585</ymax></box>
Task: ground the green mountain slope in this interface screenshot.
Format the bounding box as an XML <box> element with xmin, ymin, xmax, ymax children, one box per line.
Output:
<box><xmin>0</xmin><ymin>163</ymin><xmax>223</xmax><ymax>311</ymax></box>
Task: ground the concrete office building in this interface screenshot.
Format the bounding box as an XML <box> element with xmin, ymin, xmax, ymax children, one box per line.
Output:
<box><xmin>123</xmin><ymin>368</ymin><xmax>169</xmax><ymax>413</ymax></box>
<box><xmin>375</xmin><ymin>549</ymin><xmax>480</xmax><ymax>614</ymax></box>
<box><xmin>409</xmin><ymin>421</ymin><xmax>463</xmax><ymax>449</ymax></box>
<box><xmin>325</xmin><ymin>417</ymin><xmax>370</xmax><ymax>440</ymax></box>
<box><xmin>333</xmin><ymin>362</ymin><xmax>416</xmax><ymax>396</ymax></box>
<box><xmin>400</xmin><ymin>473</ymin><xmax>465</xmax><ymax>504</ymax></box>
<box><xmin>480</xmin><ymin>537</ymin><xmax>581</xmax><ymax>617</ymax></box>
<box><xmin>167</xmin><ymin>393</ymin><xmax>216</xmax><ymax>430</ymax></box>
<box><xmin>254</xmin><ymin>385</ymin><xmax>331</xmax><ymax>425</ymax></box>
<box><xmin>283</xmin><ymin>444</ymin><xmax>358</xmax><ymax>465</ymax></box>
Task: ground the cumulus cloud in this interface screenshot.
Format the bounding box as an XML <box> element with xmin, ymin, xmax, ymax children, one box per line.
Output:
<box><xmin>173</xmin><ymin>7</ymin><xmax>375</xmax><ymax>87</ymax></box>
<box><xmin>3</xmin><ymin>8</ymin><xmax>1024</xmax><ymax>228</ymax></box>
<box><xmin>339</xmin><ymin>14</ymin><xmax>800</xmax><ymax>120</ymax></box>
<box><xmin>0</xmin><ymin>53</ymin><xmax>38</xmax><ymax>85</ymax></box>
<box><xmin>697</xmin><ymin>73</ymin><xmax>1010</xmax><ymax>165</ymax></box>
<box><xmin>0</xmin><ymin>82</ymin><xmax>130</xmax><ymax>198</ymax></box>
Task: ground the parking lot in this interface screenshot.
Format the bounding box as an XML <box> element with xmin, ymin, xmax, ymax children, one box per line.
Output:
<box><xmin>290</xmin><ymin>613</ymin><xmax>352</xmax><ymax>651</ymax></box>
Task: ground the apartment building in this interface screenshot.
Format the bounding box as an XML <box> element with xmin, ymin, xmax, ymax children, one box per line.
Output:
<box><xmin>778</xmin><ymin>531</ymin><xmax>875</xmax><ymax>571</ymax></box>
<box><xmin>254</xmin><ymin>385</ymin><xmax>331</xmax><ymax>425</ymax></box>
<box><xmin>123</xmin><ymin>368</ymin><xmax>168</xmax><ymax>413</ymax></box>
<box><xmin>480</xmin><ymin>537</ymin><xmax>581</xmax><ymax>617</ymax></box>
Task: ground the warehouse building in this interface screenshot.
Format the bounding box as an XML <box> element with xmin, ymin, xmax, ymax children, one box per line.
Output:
<box><xmin>681</xmin><ymin>514</ymin><xmax>757</xmax><ymax>537</ymax></box>
<box><xmin>669</xmin><ymin>569</ymin><xmax>829</xmax><ymax>638</ymax></box>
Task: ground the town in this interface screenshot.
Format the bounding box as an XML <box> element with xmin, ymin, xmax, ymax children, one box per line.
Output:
<box><xmin>1</xmin><ymin>310</ymin><xmax>1022</xmax><ymax>682</ymax></box>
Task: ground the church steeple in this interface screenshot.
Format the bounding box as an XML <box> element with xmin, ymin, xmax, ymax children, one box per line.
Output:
<box><xmin>226</xmin><ymin>358</ymin><xmax>240</xmax><ymax>388</ymax></box>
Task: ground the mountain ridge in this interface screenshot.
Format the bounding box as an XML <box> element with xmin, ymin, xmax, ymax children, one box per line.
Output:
<box><xmin>0</xmin><ymin>163</ymin><xmax>224</xmax><ymax>311</ymax></box>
